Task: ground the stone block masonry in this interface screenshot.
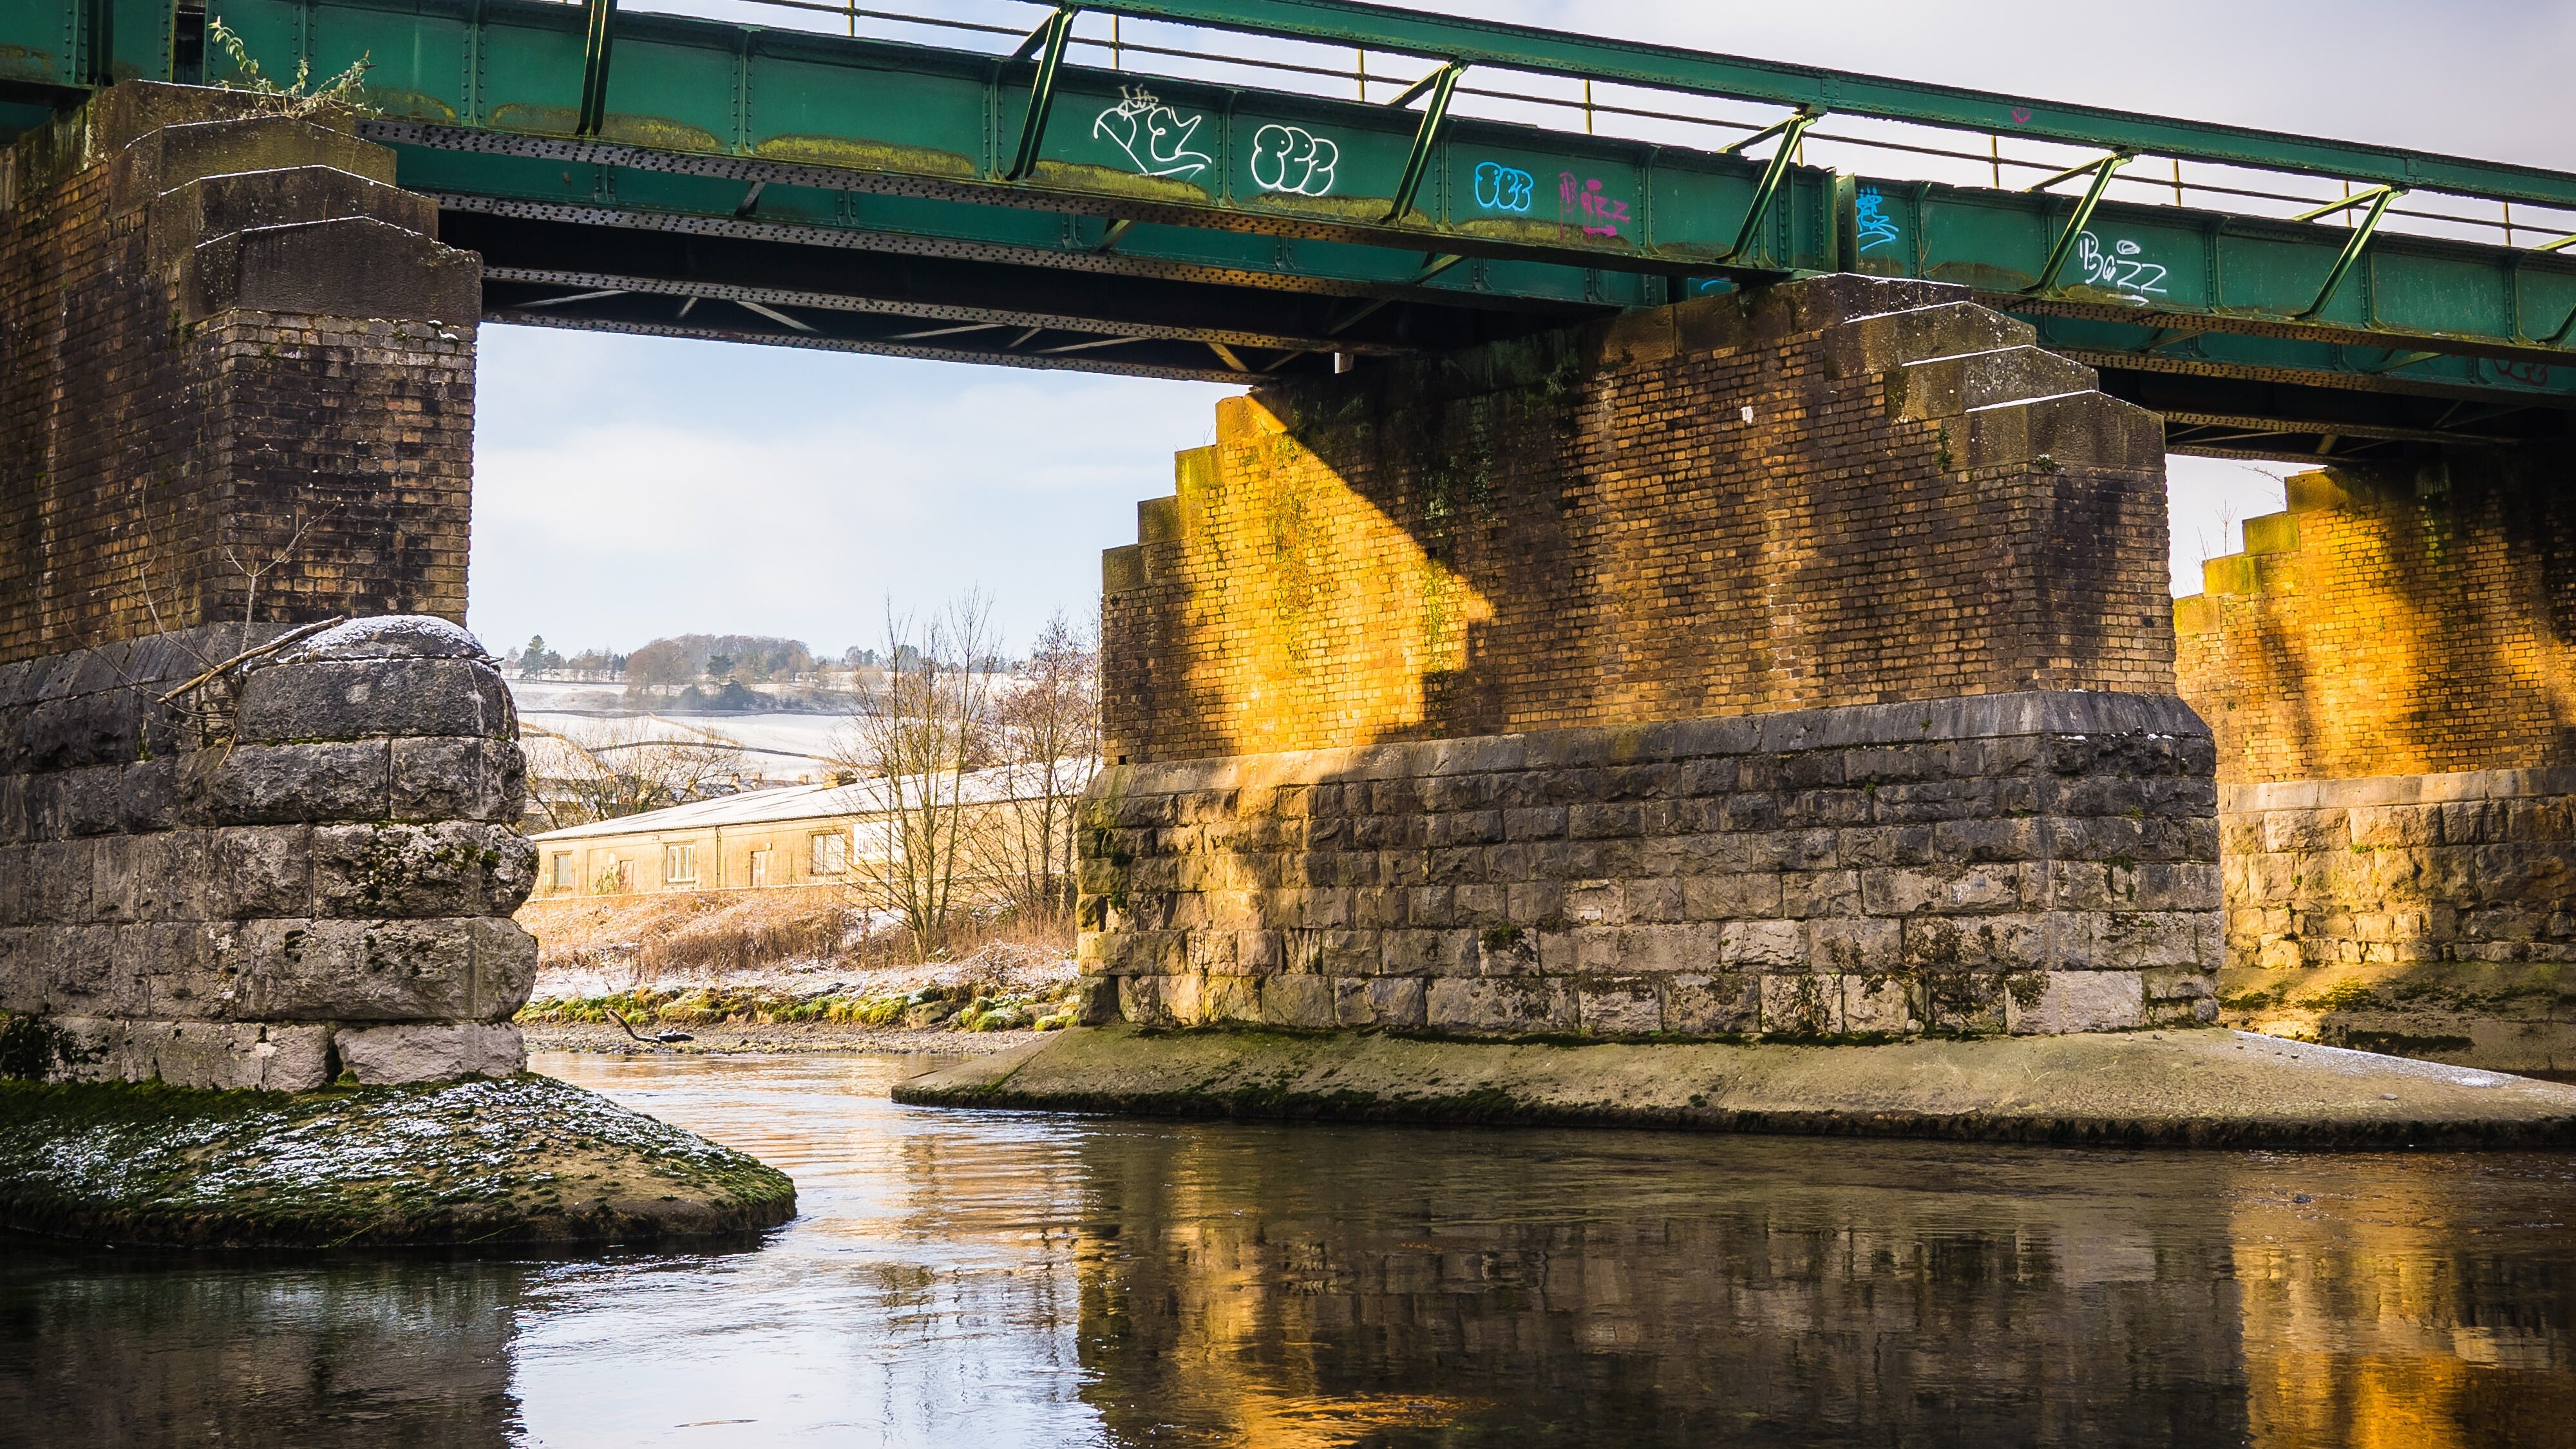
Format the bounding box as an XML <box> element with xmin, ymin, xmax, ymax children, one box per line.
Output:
<box><xmin>1090</xmin><ymin>273</ymin><xmax>2214</xmax><ymax>1039</ymax></box>
<box><xmin>2178</xmin><ymin>460</ymin><xmax>2576</xmax><ymax>1068</ymax></box>
<box><xmin>0</xmin><ymin>82</ymin><xmax>478</xmax><ymax>665</ymax></box>
<box><xmin>0</xmin><ymin>617</ymin><xmax>536</xmax><ymax>1089</ymax></box>
<box><xmin>1080</xmin><ymin>692</ymin><xmax>2219</xmax><ymax>1037</ymax></box>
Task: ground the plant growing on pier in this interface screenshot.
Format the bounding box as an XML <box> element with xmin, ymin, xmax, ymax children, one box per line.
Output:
<box><xmin>206</xmin><ymin>20</ymin><xmax>377</xmax><ymax>118</ymax></box>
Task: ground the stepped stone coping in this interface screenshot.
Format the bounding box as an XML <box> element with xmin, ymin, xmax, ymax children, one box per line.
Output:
<box><xmin>2224</xmin><ymin>766</ymin><xmax>2576</xmax><ymax>813</ymax></box>
<box><xmin>897</xmin><ymin>1022</ymin><xmax>2576</xmax><ymax>1148</ymax></box>
<box><xmin>1114</xmin><ymin>690</ymin><xmax>2208</xmax><ymax>793</ymax></box>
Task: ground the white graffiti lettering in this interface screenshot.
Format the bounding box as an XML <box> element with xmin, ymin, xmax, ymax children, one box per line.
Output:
<box><xmin>2076</xmin><ymin>232</ymin><xmax>2169</xmax><ymax>296</ymax></box>
<box><xmin>1091</xmin><ymin>86</ymin><xmax>1213</xmax><ymax>181</ymax></box>
<box><xmin>1249</xmin><ymin>123</ymin><xmax>1338</xmax><ymax>196</ymax></box>
<box><xmin>1473</xmin><ymin>160</ymin><xmax>1535</xmax><ymax>213</ymax></box>
<box><xmin>1855</xmin><ymin>187</ymin><xmax>1900</xmax><ymax>252</ymax></box>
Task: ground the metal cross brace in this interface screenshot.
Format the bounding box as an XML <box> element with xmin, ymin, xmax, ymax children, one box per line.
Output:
<box><xmin>576</xmin><ymin>0</ymin><xmax>618</xmax><ymax>139</ymax></box>
<box><xmin>2024</xmin><ymin>149</ymin><xmax>2132</xmax><ymax>294</ymax></box>
<box><xmin>1383</xmin><ymin>61</ymin><xmax>1466</xmax><ymax>223</ymax></box>
<box><xmin>1006</xmin><ymin>5</ymin><xmax>1081</xmax><ymax>182</ymax></box>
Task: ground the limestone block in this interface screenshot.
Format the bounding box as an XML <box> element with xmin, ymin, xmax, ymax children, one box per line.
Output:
<box><xmin>1922</xmin><ymin>971</ymin><xmax>2007</xmax><ymax>1034</ymax></box>
<box><xmin>48</xmin><ymin>1016</ymin><xmax>332</xmax><ymax>1092</ymax></box>
<box><xmin>234</xmin><ymin>658</ymin><xmax>509</xmax><ymax>744</ymax></box>
<box><xmin>205</xmin><ymin>824</ymin><xmax>316</xmax><ymax>918</ymax></box>
<box><xmin>1810</xmin><ymin>916</ymin><xmax>1902</xmax><ymax>971</ymax></box>
<box><xmin>334</xmin><ymin>1022</ymin><xmax>527</xmax><ymax>1084</ymax></box>
<box><xmin>2006</xmin><ymin>970</ymin><xmax>2144</xmax><ymax>1034</ymax></box>
<box><xmin>189</xmin><ymin>740</ymin><xmax>392</xmax><ymax>824</ymax></box>
<box><xmin>390</xmin><ymin>737</ymin><xmax>526</xmax><ymax>823</ymax></box>
<box><xmin>1660</xmin><ymin>972</ymin><xmax>1759</xmax><ymax>1034</ymax></box>
<box><xmin>1719</xmin><ymin>920</ymin><xmax>1804</xmax><ymax>968</ymax></box>
<box><xmin>1842</xmin><ymin>975</ymin><xmax>1915</xmax><ymax>1034</ymax></box>
<box><xmin>1204</xmin><ymin>974</ymin><xmax>1260</xmax><ymax>1023</ymax></box>
<box><xmin>1260</xmin><ymin>973</ymin><xmax>1334</xmax><ymax>1028</ymax></box>
<box><xmin>1425</xmin><ymin>976</ymin><xmax>1575</xmax><ymax>1034</ymax></box>
<box><xmin>228</xmin><ymin>916</ymin><xmax>537</xmax><ymax>1021</ymax></box>
<box><xmin>1577</xmin><ymin>976</ymin><xmax>1662</xmax><ymax>1034</ymax></box>
<box><xmin>1332</xmin><ymin>975</ymin><xmax>1426</xmax><ymax>1027</ymax></box>
<box><xmin>311</xmin><ymin>822</ymin><xmax>536</xmax><ymax>918</ymax></box>
<box><xmin>1759</xmin><ymin>974</ymin><xmax>1837</xmax><ymax>1036</ymax></box>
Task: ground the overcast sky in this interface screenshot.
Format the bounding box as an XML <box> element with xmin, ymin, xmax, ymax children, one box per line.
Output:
<box><xmin>466</xmin><ymin>0</ymin><xmax>2576</xmax><ymax>660</ymax></box>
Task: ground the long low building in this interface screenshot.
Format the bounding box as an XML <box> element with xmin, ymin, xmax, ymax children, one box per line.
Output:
<box><xmin>527</xmin><ymin>762</ymin><xmax>1092</xmax><ymax>900</ymax></box>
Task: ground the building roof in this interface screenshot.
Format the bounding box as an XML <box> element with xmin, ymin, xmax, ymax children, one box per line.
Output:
<box><xmin>528</xmin><ymin>760</ymin><xmax>1095</xmax><ymax>842</ymax></box>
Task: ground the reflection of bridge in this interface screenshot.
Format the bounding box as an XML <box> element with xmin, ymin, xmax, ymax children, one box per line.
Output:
<box><xmin>9</xmin><ymin>0</ymin><xmax>2576</xmax><ymax>457</ymax></box>
<box><xmin>8</xmin><ymin>2</ymin><xmax>2576</xmax><ymax>1074</ymax></box>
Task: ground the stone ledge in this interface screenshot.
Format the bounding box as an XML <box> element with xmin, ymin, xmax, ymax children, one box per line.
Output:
<box><xmin>895</xmin><ymin>1023</ymin><xmax>2576</xmax><ymax>1148</ymax></box>
<box><xmin>2223</xmin><ymin>766</ymin><xmax>2576</xmax><ymax>812</ymax></box>
<box><xmin>1113</xmin><ymin>691</ymin><xmax>2210</xmax><ymax>791</ymax></box>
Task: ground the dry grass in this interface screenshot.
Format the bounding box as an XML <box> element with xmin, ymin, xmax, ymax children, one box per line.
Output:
<box><xmin>516</xmin><ymin>889</ymin><xmax>1075</xmax><ymax>990</ymax></box>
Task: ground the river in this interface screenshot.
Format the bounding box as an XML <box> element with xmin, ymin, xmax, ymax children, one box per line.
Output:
<box><xmin>4</xmin><ymin>1050</ymin><xmax>2573</xmax><ymax>1447</ymax></box>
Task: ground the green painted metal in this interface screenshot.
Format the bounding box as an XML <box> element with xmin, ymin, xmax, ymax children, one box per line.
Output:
<box><xmin>2027</xmin><ymin>152</ymin><xmax>2130</xmax><ymax>294</ymax></box>
<box><xmin>2295</xmin><ymin>185</ymin><xmax>2400</xmax><ymax>320</ymax></box>
<box><xmin>7</xmin><ymin>0</ymin><xmax>2576</xmax><ymax>418</ymax></box>
<box><xmin>1090</xmin><ymin>0</ymin><xmax>2576</xmax><ymax>211</ymax></box>
<box><xmin>1382</xmin><ymin>60</ymin><xmax>1462</xmax><ymax>224</ymax></box>
<box><xmin>1004</xmin><ymin>5</ymin><xmax>1077</xmax><ymax>182</ymax></box>
<box><xmin>1719</xmin><ymin>110</ymin><xmax>1819</xmax><ymax>263</ymax></box>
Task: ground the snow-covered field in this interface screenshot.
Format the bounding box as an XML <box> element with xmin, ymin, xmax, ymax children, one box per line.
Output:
<box><xmin>508</xmin><ymin>680</ymin><xmax>859</xmax><ymax>782</ymax></box>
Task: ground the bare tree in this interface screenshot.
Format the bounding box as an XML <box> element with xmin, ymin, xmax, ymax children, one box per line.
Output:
<box><xmin>520</xmin><ymin>719</ymin><xmax>748</xmax><ymax>831</ymax></box>
<box><xmin>826</xmin><ymin>593</ymin><xmax>999</xmax><ymax>961</ymax></box>
<box><xmin>978</xmin><ymin>608</ymin><xmax>1101</xmax><ymax>927</ymax></box>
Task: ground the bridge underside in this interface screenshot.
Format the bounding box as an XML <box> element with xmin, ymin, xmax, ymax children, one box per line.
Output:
<box><xmin>450</xmin><ymin>192</ymin><xmax>2576</xmax><ymax>468</ymax></box>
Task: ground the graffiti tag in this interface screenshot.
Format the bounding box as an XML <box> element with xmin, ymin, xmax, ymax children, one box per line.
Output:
<box><xmin>2497</xmin><ymin>359</ymin><xmax>2553</xmax><ymax>387</ymax></box>
<box><xmin>1473</xmin><ymin>160</ymin><xmax>1535</xmax><ymax>213</ymax></box>
<box><xmin>1092</xmin><ymin>86</ymin><xmax>1213</xmax><ymax>180</ymax></box>
<box><xmin>1855</xmin><ymin>186</ymin><xmax>1900</xmax><ymax>252</ymax></box>
<box><xmin>2076</xmin><ymin>232</ymin><xmax>2168</xmax><ymax>296</ymax></box>
<box><xmin>1249</xmin><ymin>124</ymin><xmax>1338</xmax><ymax>196</ymax></box>
<box><xmin>1558</xmin><ymin>173</ymin><xmax>1629</xmax><ymax>240</ymax></box>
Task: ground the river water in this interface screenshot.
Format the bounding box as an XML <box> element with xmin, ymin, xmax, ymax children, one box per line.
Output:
<box><xmin>5</xmin><ymin>1051</ymin><xmax>2576</xmax><ymax>1448</ymax></box>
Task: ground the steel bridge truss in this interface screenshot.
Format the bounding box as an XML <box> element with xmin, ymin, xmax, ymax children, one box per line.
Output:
<box><xmin>9</xmin><ymin>0</ymin><xmax>2576</xmax><ymax>460</ymax></box>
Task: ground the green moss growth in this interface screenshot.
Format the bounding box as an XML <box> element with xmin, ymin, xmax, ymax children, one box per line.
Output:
<box><xmin>0</xmin><ymin>1073</ymin><xmax>795</xmax><ymax>1248</ymax></box>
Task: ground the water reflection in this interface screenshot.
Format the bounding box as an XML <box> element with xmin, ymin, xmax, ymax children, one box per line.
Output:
<box><xmin>0</xmin><ymin>1052</ymin><xmax>2570</xmax><ymax>1448</ymax></box>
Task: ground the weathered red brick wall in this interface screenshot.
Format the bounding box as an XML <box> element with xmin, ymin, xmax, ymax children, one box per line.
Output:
<box><xmin>0</xmin><ymin>84</ymin><xmax>479</xmax><ymax>665</ymax></box>
<box><xmin>1102</xmin><ymin>274</ymin><xmax>2174</xmax><ymax>765</ymax></box>
<box><xmin>2175</xmin><ymin>459</ymin><xmax>2576</xmax><ymax>784</ymax></box>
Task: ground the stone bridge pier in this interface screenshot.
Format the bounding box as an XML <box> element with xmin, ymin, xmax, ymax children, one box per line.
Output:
<box><xmin>0</xmin><ymin>86</ymin><xmax>526</xmax><ymax>1088</ymax></box>
<box><xmin>1081</xmin><ymin>273</ymin><xmax>2223</xmax><ymax>1040</ymax></box>
<box><xmin>2180</xmin><ymin>454</ymin><xmax>2576</xmax><ymax>1070</ymax></box>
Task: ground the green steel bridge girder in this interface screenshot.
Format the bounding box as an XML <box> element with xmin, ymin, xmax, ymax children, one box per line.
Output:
<box><xmin>7</xmin><ymin>0</ymin><xmax>2576</xmax><ymax>433</ymax></box>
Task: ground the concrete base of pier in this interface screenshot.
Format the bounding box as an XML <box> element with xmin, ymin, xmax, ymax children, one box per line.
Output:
<box><xmin>895</xmin><ymin>1023</ymin><xmax>2576</xmax><ymax>1148</ymax></box>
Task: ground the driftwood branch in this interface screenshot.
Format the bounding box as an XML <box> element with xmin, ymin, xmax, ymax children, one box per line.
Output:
<box><xmin>156</xmin><ymin>616</ymin><xmax>346</xmax><ymax>706</ymax></box>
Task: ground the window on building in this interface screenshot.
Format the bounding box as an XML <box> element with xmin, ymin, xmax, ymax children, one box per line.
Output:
<box><xmin>665</xmin><ymin>842</ymin><xmax>697</xmax><ymax>884</ymax></box>
<box><xmin>811</xmin><ymin>831</ymin><xmax>848</xmax><ymax>875</ymax></box>
<box><xmin>748</xmin><ymin>848</ymin><xmax>771</xmax><ymax>888</ymax></box>
<box><xmin>550</xmin><ymin>852</ymin><xmax>574</xmax><ymax>890</ymax></box>
<box><xmin>596</xmin><ymin>856</ymin><xmax>631</xmax><ymax>895</ymax></box>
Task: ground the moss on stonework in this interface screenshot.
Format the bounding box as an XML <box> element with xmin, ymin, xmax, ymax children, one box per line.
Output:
<box><xmin>0</xmin><ymin>1074</ymin><xmax>795</xmax><ymax>1249</ymax></box>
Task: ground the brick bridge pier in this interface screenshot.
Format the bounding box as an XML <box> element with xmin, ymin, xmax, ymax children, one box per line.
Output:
<box><xmin>2180</xmin><ymin>455</ymin><xmax>2576</xmax><ymax>1070</ymax></box>
<box><xmin>1</xmin><ymin>87</ymin><xmax>524</xmax><ymax>1088</ymax></box>
<box><xmin>1083</xmin><ymin>274</ymin><xmax>2224</xmax><ymax>1039</ymax></box>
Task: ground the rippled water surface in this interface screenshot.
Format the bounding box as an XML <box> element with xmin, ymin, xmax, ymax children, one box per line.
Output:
<box><xmin>6</xmin><ymin>1051</ymin><xmax>2576</xmax><ymax>1447</ymax></box>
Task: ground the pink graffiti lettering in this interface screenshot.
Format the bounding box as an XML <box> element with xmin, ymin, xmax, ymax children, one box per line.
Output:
<box><xmin>2497</xmin><ymin>359</ymin><xmax>2552</xmax><ymax>387</ymax></box>
<box><xmin>1556</xmin><ymin>173</ymin><xmax>1630</xmax><ymax>240</ymax></box>
<box><xmin>2010</xmin><ymin>106</ymin><xmax>2032</xmax><ymax>124</ymax></box>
